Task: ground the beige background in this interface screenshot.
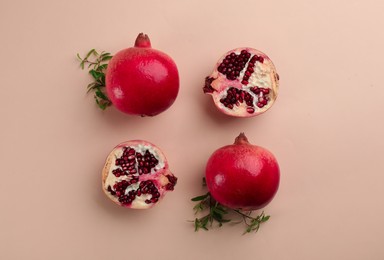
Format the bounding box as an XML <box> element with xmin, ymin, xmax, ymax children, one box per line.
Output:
<box><xmin>1</xmin><ymin>0</ymin><xmax>384</xmax><ymax>259</ymax></box>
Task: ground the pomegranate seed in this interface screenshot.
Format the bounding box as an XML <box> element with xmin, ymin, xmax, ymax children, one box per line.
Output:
<box><xmin>258</xmin><ymin>56</ymin><xmax>264</xmax><ymax>63</ymax></box>
<box><xmin>247</xmin><ymin>107</ymin><xmax>255</xmax><ymax>113</ymax></box>
<box><xmin>242</xmin><ymin>80</ymin><xmax>248</xmax><ymax>85</ymax></box>
<box><xmin>250</xmin><ymin>87</ymin><xmax>260</xmax><ymax>94</ymax></box>
<box><xmin>257</xmin><ymin>102</ymin><xmax>264</xmax><ymax>108</ymax></box>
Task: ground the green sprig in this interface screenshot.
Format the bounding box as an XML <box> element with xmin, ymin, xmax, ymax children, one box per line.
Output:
<box><xmin>77</xmin><ymin>49</ymin><xmax>113</xmax><ymax>110</ymax></box>
<box><xmin>191</xmin><ymin>178</ymin><xmax>270</xmax><ymax>234</ymax></box>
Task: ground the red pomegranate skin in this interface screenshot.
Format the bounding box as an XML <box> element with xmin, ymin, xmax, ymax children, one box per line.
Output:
<box><xmin>106</xmin><ymin>34</ymin><xmax>179</xmax><ymax>116</ymax></box>
<box><xmin>205</xmin><ymin>133</ymin><xmax>280</xmax><ymax>210</ymax></box>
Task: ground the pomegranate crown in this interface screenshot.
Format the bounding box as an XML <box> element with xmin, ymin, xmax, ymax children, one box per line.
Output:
<box><xmin>134</xmin><ymin>33</ymin><xmax>152</xmax><ymax>48</ymax></box>
<box><xmin>234</xmin><ymin>132</ymin><xmax>249</xmax><ymax>145</ymax></box>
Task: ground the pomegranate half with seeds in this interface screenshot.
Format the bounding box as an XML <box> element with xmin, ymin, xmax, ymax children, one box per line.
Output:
<box><xmin>205</xmin><ymin>133</ymin><xmax>280</xmax><ymax>210</ymax></box>
<box><xmin>204</xmin><ymin>48</ymin><xmax>279</xmax><ymax>117</ymax></box>
<box><xmin>102</xmin><ymin>140</ymin><xmax>177</xmax><ymax>209</ymax></box>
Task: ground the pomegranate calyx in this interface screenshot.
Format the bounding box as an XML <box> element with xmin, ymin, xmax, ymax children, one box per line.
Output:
<box><xmin>234</xmin><ymin>132</ymin><xmax>249</xmax><ymax>145</ymax></box>
<box><xmin>134</xmin><ymin>33</ymin><xmax>152</xmax><ymax>48</ymax></box>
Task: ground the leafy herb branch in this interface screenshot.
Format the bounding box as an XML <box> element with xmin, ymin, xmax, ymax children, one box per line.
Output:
<box><xmin>191</xmin><ymin>178</ymin><xmax>270</xmax><ymax>234</ymax></box>
<box><xmin>77</xmin><ymin>49</ymin><xmax>113</xmax><ymax>110</ymax></box>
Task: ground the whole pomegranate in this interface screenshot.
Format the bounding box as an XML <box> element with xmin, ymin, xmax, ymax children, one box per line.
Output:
<box><xmin>106</xmin><ymin>33</ymin><xmax>179</xmax><ymax>116</ymax></box>
<box><xmin>102</xmin><ymin>140</ymin><xmax>177</xmax><ymax>209</ymax></box>
<box><xmin>203</xmin><ymin>48</ymin><xmax>279</xmax><ymax>117</ymax></box>
<box><xmin>205</xmin><ymin>133</ymin><xmax>280</xmax><ymax>210</ymax></box>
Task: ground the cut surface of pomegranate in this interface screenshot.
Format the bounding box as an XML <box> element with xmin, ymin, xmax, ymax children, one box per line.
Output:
<box><xmin>205</xmin><ymin>133</ymin><xmax>280</xmax><ymax>210</ymax></box>
<box><xmin>102</xmin><ymin>140</ymin><xmax>177</xmax><ymax>209</ymax></box>
<box><xmin>204</xmin><ymin>48</ymin><xmax>279</xmax><ymax>117</ymax></box>
<box><xmin>106</xmin><ymin>33</ymin><xmax>179</xmax><ymax>116</ymax></box>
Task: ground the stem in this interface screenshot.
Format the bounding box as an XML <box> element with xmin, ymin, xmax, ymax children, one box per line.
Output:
<box><xmin>83</xmin><ymin>59</ymin><xmax>98</xmax><ymax>66</ymax></box>
<box><xmin>234</xmin><ymin>209</ymin><xmax>254</xmax><ymax>219</ymax></box>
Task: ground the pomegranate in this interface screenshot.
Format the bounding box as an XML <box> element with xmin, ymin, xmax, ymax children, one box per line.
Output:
<box><xmin>106</xmin><ymin>33</ymin><xmax>179</xmax><ymax>116</ymax></box>
<box><xmin>102</xmin><ymin>140</ymin><xmax>177</xmax><ymax>209</ymax></box>
<box><xmin>205</xmin><ymin>133</ymin><xmax>280</xmax><ymax>210</ymax></box>
<box><xmin>203</xmin><ymin>48</ymin><xmax>279</xmax><ymax>117</ymax></box>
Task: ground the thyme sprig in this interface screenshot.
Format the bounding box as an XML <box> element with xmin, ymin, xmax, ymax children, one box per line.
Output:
<box><xmin>77</xmin><ymin>49</ymin><xmax>113</xmax><ymax>110</ymax></box>
<box><xmin>191</xmin><ymin>178</ymin><xmax>270</xmax><ymax>234</ymax></box>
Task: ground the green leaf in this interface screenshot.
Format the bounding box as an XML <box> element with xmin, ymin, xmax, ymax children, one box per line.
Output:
<box><xmin>201</xmin><ymin>216</ymin><xmax>209</xmax><ymax>226</ymax></box>
<box><xmin>89</xmin><ymin>69</ymin><xmax>103</xmax><ymax>80</ymax></box>
<box><xmin>193</xmin><ymin>203</ymin><xmax>205</xmax><ymax>213</ymax></box>
<box><xmin>194</xmin><ymin>219</ymin><xmax>200</xmax><ymax>231</ymax></box>
<box><xmin>97</xmin><ymin>64</ymin><xmax>108</xmax><ymax>70</ymax></box>
<box><xmin>212</xmin><ymin>212</ymin><xmax>226</xmax><ymax>223</ymax></box>
<box><xmin>261</xmin><ymin>215</ymin><xmax>270</xmax><ymax>222</ymax></box>
<box><xmin>85</xmin><ymin>49</ymin><xmax>97</xmax><ymax>59</ymax></box>
<box><xmin>101</xmin><ymin>55</ymin><xmax>113</xmax><ymax>62</ymax></box>
<box><xmin>213</xmin><ymin>206</ymin><xmax>228</xmax><ymax>215</ymax></box>
<box><xmin>95</xmin><ymin>97</ymin><xmax>111</xmax><ymax>110</ymax></box>
<box><xmin>191</xmin><ymin>193</ymin><xmax>209</xmax><ymax>202</ymax></box>
<box><xmin>95</xmin><ymin>89</ymin><xmax>108</xmax><ymax>100</ymax></box>
<box><xmin>99</xmin><ymin>51</ymin><xmax>110</xmax><ymax>58</ymax></box>
<box><xmin>86</xmin><ymin>82</ymin><xmax>97</xmax><ymax>91</ymax></box>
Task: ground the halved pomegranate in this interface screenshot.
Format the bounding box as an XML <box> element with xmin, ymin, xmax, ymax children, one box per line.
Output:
<box><xmin>102</xmin><ymin>140</ymin><xmax>177</xmax><ymax>209</ymax></box>
<box><xmin>203</xmin><ymin>48</ymin><xmax>279</xmax><ymax>117</ymax></box>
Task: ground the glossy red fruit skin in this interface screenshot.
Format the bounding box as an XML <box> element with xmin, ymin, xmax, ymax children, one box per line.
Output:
<box><xmin>205</xmin><ymin>134</ymin><xmax>280</xmax><ymax>210</ymax></box>
<box><xmin>106</xmin><ymin>34</ymin><xmax>179</xmax><ymax>116</ymax></box>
